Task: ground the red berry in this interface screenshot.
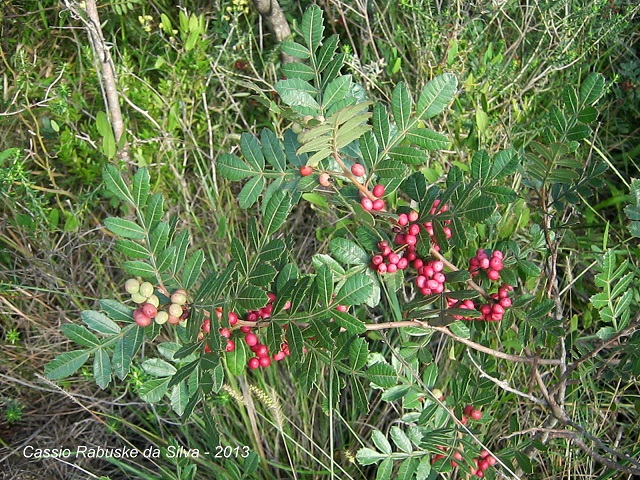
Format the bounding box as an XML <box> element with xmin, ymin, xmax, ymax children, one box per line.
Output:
<box><xmin>487</xmin><ymin>269</ymin><xmax>501</xmax><ymax>281</ymax></box>
<box><xmin>226</xmin><ymin>339</ymin><xmax>235</xmax><ymax>352</ymax></box>
<box><xmin>247</xmin><ymin>357</ymin><xmax>260</xmax><ymax>369</ymax></box>
<box><xmin>478</xmin><ymin>459</ymin><xmax>490</xmax><ymax>471</ymax></box>
<box><xmin>405</xmin><ymin>234</ymin><xmax>417</xmax><ymax>246</ymax></box>
<box><xmin>336</xmin><ymin>305</ymin><xmax>348</xmax><ymax>312</ymax></box>
<box><xmin>398</xmin><ymin>213</ymin><xmax>409</xmax><ymax>226</ymax></box>
<box><xmin>273</xmin><ymin>351</ymin><xmax>285</xmax><ymax>361</ymax></box>
<box><xmin>351</xmin><ymin>163</ymin><xmax>365</xmax><ymax>176</ymax></box>
<box><xmin>387</xmin><ymin>263</ymin><xmax>398</xmax><ymax>273</ymax></box>
<box><xmin>489</xmin><ymin>257</ymin><xmax>503</xmax><ymax>271</ymax></box>
<box><xmin>300</xmin><ymin>165</ymin><xmax>313</xmax><ymax>176</ymax></box>
<box><xmin>361</xmin><ymin>197</ymin><xmax>373</xmax><ymax>211</ymax></box>
<box><xmin>134</xmin><ymin>309</ymin><xmax>152</xmax><ymax>327</ymax></box>
<box><xmin>259</xmin><ymin>356</ymin><xmax>271</xmax><ymax>367</ymax></box>
<box><xmin>240</xmin><ymin>325</ymin><xmax>252</xmax><ymax>333</ymax></box>
<box><xmin>377</xmin><ymin>263</ymin><xmax>387</xmax><ymax>274</ymax></box>
<box><xmin>228</xmin><ymin>311</ymin><xmax>239</xmax><ymax>325</ymax></box>
<box><xmin>245</xmin><ymin>332</ymin><xmax>259</xmax><ymax>346</ymax></box>
<box><xmin>397</xmin><ymin>258</ymin><xmax>408</xmax><ymax>269</ymax></box>
<box><xmin>202</xmin><ymin>319</ymin><xmax>211</xmax><ymax>333</ymax></box>
<box><xmin>204</xmin><ymin>344</ymin><xmax>212</xmax><ymax>353</ymax></box>
<box><xmin>372</xmin><ymin>255</ymin><xmax>384</xmax><ymax>265</ymax></box>
<box><xmin>372</xmin><ymin>184</ymin><xmax>385</xmax><ymax>198</ymax></box>
<box><xmin>219</xmin><ymin>327</ymin><xmax>231</xmax><ymax>338</ymax></box>
<box><xmin>464</xmin><ymin>405</ymin><xmax>475</xmax><ymax>416</ymax></box>
<box><xmin>471</xmin><ymin>409</ymin><xmax>483</xmax><ymax>420</ymax></box>
<box><xmin>252</xmin><ymin>344</ymin><xmax>268</xmax><ymax>357</ymax></box>
<box><xmin>372</xmin><ymin>198</ymin><xmax>385</xmax><ymax>211</ymax></box>
<box><xmin>140</xmin><ymin>303</ymin><xmax>157</xmax><ymax>318</ymax></box>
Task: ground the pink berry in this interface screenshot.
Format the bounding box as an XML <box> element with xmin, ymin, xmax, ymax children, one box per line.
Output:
<box><xmin>336</xmin><ymin>305</ymin><xmax>348</xmax><ymax>312</ymax></box>
<box><xmin>372</xmin><ymin>184</ymin><xmax>385</xmax><ymax>198</ymax></box>
<box><xmin>273</xmin><ymin>351</ymin><xmax>285</xmax><ymax>361</ymax></box>
<box><xmin>300</xmin><ymin>165</ymin><xmax>313</xmax><ymax>176</ymax></box>
<box><xmin>489</xmin><ymin>257</ymin><xmax>503</xmax><ymax>271</ymax></box>
<box><xmin>202</xmin><ymin>319</ymin><xmax>211</xmax><ymax>333</ymax></box>
<box><xmin>361</xmin><ymin>197</ymin><xmax>373</xmax><ymax>211</ymax></box>
<box><xmin>405</xmin><ymin>234</ymin><xmax>417</xmax><ymax>246</ymax></box>
<box><xmin>471</xmin><ymin>409</ymin><xmax>483</xmax><ymax>420</ymax></box>
<box><xmin>318</xmin><ymin>172</ymin><xmax>331</xmax><ymax>187</ymax></box>
<box><xmin>245</xmin><ymin>332</ymin><xmax>258</xmax><ymax>346</ymax></box>
<box><xmin>372</xmin><ymin>199</ymin><xmax>385</xmax><ymax>211</ymax></box>
<box><xmin>487</xmin><ymin>269</ymin><xmax>501</xmax><ymax>281</ymax></box>
<box><xmin>398</xmin><ymin>214</ymin><xmax>409</xmax><ymax>226</ymax></box>
<box><xmin>228</xmin><ymin>311</ymin><xmax>239</xmax><ymax>325</ymax></box>
<box><xmin>387</xmin><ymin>263</ymin><xmax>398</xmax><ymax>273</ymax></box>
<box><xmin>408</xmin><ymin>223</ymin><xmax>421</xmax><ymax>236</ymax></box>
<box><xmin>388</xmin><ymin>253</ymin><xmax>400</xmax><ymax>264</ymax></box>
<box><xmin>372</xmin><ymin>255</ymin><xmax>384</xmax><ymax>266</ymax></box>
<box><xmin>248</xmin><ymin>357</ymin><xmax>260</xmax><ymax>369</ymax></box>
<box><xmin>140</xmin><ymin>303</ymin><xmax>157</xmax><ymax>318</ymax></box>
<box><xmin>133</xmin><ymin>309</ymin><xmax>152</xmax><ymax>327</ymax></box>
<box><xmin>500</xmin><ymin>297</ymin><xmax>512</xmax><ymax>308</ymax></box>
<box><xmin>226</xmin><ymin>339</ymin><xmax>235</xmax><ymax>352</ymax></box>
<box><xmin>351</xmin><ymin>163</ymin><xmax>365</xmax><ymax>176</ymax></box>
<box><xmin>397</xmin><ymin>258</ymin><xmax>408</xmax><ymax>269</ymax></box>
<box><xmin>240</xmin><ymin>325</ymin><xmax>252</xmax><ymax>333</ymax></box>
<box><xmin>219</xmin><ymin>327</ymin><xmax>231</xmax><ymax>338</ymax></box>
<box><xmin>408</xmin><ymin>210</ymin><xmax>419</xmax><ymax>222</ymax></box>
<box><xmin>377</xmin><ymin>263</ymin><xmax>387</xmax><ymax>274</ymax></box>
<box><xmin>259</xmin><ymin>356</ymin><xmax>271</xmax><ymax>367</ymax></box>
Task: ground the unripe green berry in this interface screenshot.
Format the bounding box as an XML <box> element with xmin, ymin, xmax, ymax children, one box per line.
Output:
<box><xmin>124</xmin><ymin>278</ymin><xmax>140</xmax><ymax>294</ymax></box>
<box><xmin>154</xmin><ymin>311</ymin><xmax>169</xmax><ymax>325</ymax></box>
<box><xmin>139</xmin><ymin>282</ymin><xmax>154</xmax><ymax>298</ymax></box>
<box><xmin>291</xmin><ymin>122</ymin><xmax>303</xmax><ymax>134</ymax></box>
<box><xmin>170</xmin><ymin>289</ymin><xmax>187</xmax><ymax>306</ymax></box>
<box><xmin>131</xmin><ymin>292</ymin><xmax>147</xmax><ymax>304</ymax></box>
<box><xmin>147</xmin><ymin>294</ymin><xmax>160</xmax><ymax>308</ymax></box>
<box><xmin>168</xmin><ymin>303</ymin><xmax>183</xmax><ymax>318</ymax></box>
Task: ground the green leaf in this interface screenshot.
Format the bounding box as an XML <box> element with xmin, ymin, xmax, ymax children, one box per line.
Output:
<box><xmin>360</xmin><ymin>131</ymin><xmax>377</xmax><ymax>167</ymax></box>
<box><xmin>100</xmin><ymin>299</ymin><xmax>134</xmax><ymax>322</ymax></box>
<box><xmin>349</xmin><ymin>337</ymin><xmax>369</xmax><ymax>370</ymax></box>
<box><xmin>563</xmin><ymin>85</ymin><xmax>579</xmax><ymax>114</ymax></box>
<box><xmin>102</xmin><ymin>164</ymin><xmax>133</xmax><ymax>205</ymax></box>
<box><xmin>275</xmin><ymin>79</ymin><xmax>320</xmax><ymax>111</ymax></box>
<box><xmin>142</xmin><ymin>358</ymin><xmax>177</xmax><ymax>377</ymax></box>
<box><xmin>389</xmin><ymin>146</ymin><xmax>427</xmax><ymax>165</ymax></box>
<box><xmin>116</xmin><ymin>239</ymin><xmax>149</xmax><ymax>259</ymax></box>
<box><xmin>45</xmin><ymin>350</ymin><xmax>90</xmax><ymax>380</ymax></box>
<box><xmin>372</xmin><ymin>429</ymin><xmax>392</xmax><ymax>454</ymax></box>
<box><xmin>366</xmin><ymin>362</ymin><xmax>398</xmax><ymax>388</ymax></box>
<box><xmin>261</xmin><ymin>129</ymin><xmax>286</xmax><ymax>171</ymax></box>
<box><xmin>93</xmin><ymin>349</ymin><xmax>112</xmax><ymax>389</ymax></box>
<box><xmin>356</xmin><ymin>447</ymin><xmax>387</xmax><ymax>466</ymax></box>
<box><xmin>61</xmin><ymin>324</ymin><xmax>100</xmax><ymax>347</ymax></box>
<box><xmin>170</xmin><ymin>229</ymin><xmax>190</xmax><ymax>275</ymax></box>
<box><xmin>402</xmin><ymin>172</ymin><xmax>428</xmax><ymax>202</ymax></box>
<box><xmin>376</xmin><ymin>159</ymin><xmax>408</xmax><ymax>178</ymax></box>
<box><xmin>259</xmin><ymin>238</ymin><xmax>286</xmax><ymax>262</ymax></box>
<box><xmin>376</xmin><ymin>458</ymin><xmax>394</xmax><ymax>480</ymax></box>
<box><xmin>280</xmin><ymin>40</ymin><xmax>311</xmax><ymax>59</ymax></box>
<box><xmin>218</xmin><ymin>153</ymin><xmax>254</xmax><ymax>180</ymax></box>
<box><xmin>281</xmin><ymin>61</ymin><xmax>315</xmax><ymax>81</ymax></box>
<box><xmin>391</xmin><ymin>82</ymin><xmax>412</xmax><ymax>131</ymax></box>
<box><xmin>334</xmin><ymin>274</ymin><xmax>374</xmax><ymax>305</ymax></box>
<box><xmin>240</xmin><ymin>133</ymin><xmax>265</xmax><ymax>171</ymax></box>
<box><xmin>238</xmin><ymin>175</ymin><xmax>265</xmax><ymax>209</ymax></box>
<box><xmin>329</xmin><ymin>238</ymin><xmax>369</xmax><ymax>265</ymax></box>
<box><xmin>373</xmin><ymin>104</ymin><xmax>391</xmax><ymax>150</ymax></box>
<box><xmin>416</xmin><ymin>73</ymin><xmax>458</xmax><ymax>120</ymax></box>
<box><xmin>226</xmin><ymin>339</ymin><xmax>248</xmax><ymax>376</ymax></box>
<box><xmin>406</xmin><ymin>128</ymin><xmax>449</xmax><ymax>150</ymax></box>
<box><xmin>301</xmin><ymin>4</ymin><xmax>324</xmax><ymax>52</ymax></box>
<box><xmin>577</xmin><ymin>106</ymin><xmax>598</xmax><ymax>124</ymax></box>
<box><xmin>104</xmin><ymin>217</ymin><xmax>146</xmax><ymax>240</ymax></box>
<box><xmin>397</xmin><ymin>457</ymin><xmax>419</xmax><ymax>480</ymax></box>
<box><xmin>448</xmin><ymin>321</ymin><xmax>471</xmax><ymax>338</ymax></box>
<box><xmin>322</xmin><ymin>76</ymin><xmax>351</xmax><ymax>111</ymax></box>
<box><xmin>317</xmin><ymin>34</ymin><xmax>340</xmax><ymax>73</ymax></box>
<box><xmin>332</xmin><ymin>309</ymin><xmax>366</xmax><ymax>334</ymax></box>
<box><xmin>580</xmin><ymin>73</ymin><xmax>605</xmax><ymax>106</ymax></box>
<box><xmin>464</xmin><ymin>196</ymin><xmax>495</xmax><ymax>222</ymax></box>
<box><xmin>149</xmin><ymin>222</ymin><xmax>169</xmax><ymax>257</ymax></box>
<box><xmin>263</xmin><ymin>190</ymin><xmax>292</xmax><ymax>237</ymax></box>
<box><xmin>391</xmin><ymin>426</ymin><xmax>413</xmax><ymax>454</ymax></box>
<box><xmin>490</xmin><ymin>148</ymin><xmax>519</xmax><ymax>179</ymax></box>
<box><xmin>144</xmin><ymin>193</ymin><xmax>164</xmax><ymax>230</ymax></box>
<box><xmin>132</xmin><ymin>168</ymin><xmax>150</xmax><ymax>208</ymax></box>
<box><xmin>123</xmin><ymin>260</ymin><xmax>156</xmax><ymax>279</ymax></box>
<box><xmin>81</xmin><ymin>310</ymin><xmax>121</xmax><ymax>335</ymax></box>
<box><xmin>248</xmin><ymin>263</ymin><xmax>278</xmax><ymax>287</ymax></box>
<box><xmin>182</xmin><ymin>250</ymin><xmax>204</xmax><ymax>289</ymax></box>
<box><xmin>112</xmin><ymin>325</ymin><xmax>144</xmax><ymax>379</ymax></box>
<box><xmin>264</xmin><ymin>322</ymin><xmax>283</xmax><ymax>357</ymax></box>
<box><xmin>315</xmin><ymin>265</ymin><xmax>334</xmax><ymax>307</ymax></box>
<box><xmin>470</xmin><ymin>150</ymin><xmax>490</xmax><ymax>181</ymax></box>
<box><xmin>139</xmin><ymin>378</ymin><xmax>170</xmax><ymax>403</ymax></box>
<box><xmin>156</xmin><ymin>246</ymin><xmax>176</xmax><ymax>273</ymax></box>
<box><xmin>566</xmin><ymin>124</ymin><xmax>591</xmax><ymax>142</ymax></box>
<box><xmin>237</xmin><ymin>285</ymin><xmax>269</xmax><ymax>310</ymax></box>
<box><xmin>171</xmin><ymin>381</ymin><xmax>189</xmax><ymax>416</ymax></box>
<box><xmin>286</xmin><ymin>322</ymin><xmax>305</xmax><ymax>359</ymax></box>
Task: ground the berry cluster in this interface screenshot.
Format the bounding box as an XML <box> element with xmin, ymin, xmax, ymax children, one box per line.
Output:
<box><xmin>461</xmin><ymin>404</ymin><xmax>483</xmax><ymax>425</ymax></box>
<box><xmin>125</xmin><ymin>279</ymin><xmax>189</xmax><ymax>327</ymax></box>
<box><xmin>446</xmin><ymin>297</ymin><xmax>476</xmax><ymax>320</ymax></box>
<box><xmin>360</xmin><ymin>184</ymin><xmax>386</xmax><ymax>211</ymax></box>
<box><xmin>470</xmin><ymin>450</ymin><xmax>497</xmax><ymax>477</ymax></box>
<box><xmin>469</xmin><ymin>249</ymin><xmax>504</xmax><ymax>281</ymax></box>
<box><xmin>478</xmin><ymin>284</ymin><xmax>513</xmax><ymax>321</ymax></box>
<box><xmin>370</xmin><ymin>240</ymin><xmax>409</xmax><ymax>274</ymax></box>
<box><xmin>201</xmin><ymin>308</ymin><xmax>237</xmax><ymax>354</ymax></box>
<box><xmin>421</xmin><ymin>200</ymin><xmax>452</xmax><ymax>252</ymax></box>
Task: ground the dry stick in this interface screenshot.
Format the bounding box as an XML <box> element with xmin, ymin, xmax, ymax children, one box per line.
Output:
<box><xmin>65</xmin><ymin>0</ymin><xmax>128</xmax><ymax>163</ymax></box>
<box><xmin>251</xmin><ymin>0</ymin><xmax>294</xmax><ymax>64</ymax></box>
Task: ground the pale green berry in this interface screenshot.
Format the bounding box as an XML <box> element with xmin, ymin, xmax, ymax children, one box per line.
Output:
<box><xmin>131</xmin><ymin>292</ymin><xmax>147</xmax><ymax>304</ymax></box>
<box><xmin>170</xmin><ymin>289</ymin><xmax>187</xmax><ymax>306</ymax></box>
<box><xmin>154</xmin><ymin>311</ymin><xmax>169</xmax><ymax>325</ymax></box>
<box><xmin>124</xmin><ymin>278</ymin><xmax>140</xmax><ymax>294</ymax></box>
<box><xmin>139</xmin><ymin>282</ymin><xmax>154</xmax><ymax>298</ymax></box>
<box><xmin>147</xmin><ymin>294</ymin><xmax>160</xmax><ymax>308</ymax></box>
<box><xmin>168</xmin><ymin>303</ymin><xmax>183</xmax><ymax>318</ymax></box>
